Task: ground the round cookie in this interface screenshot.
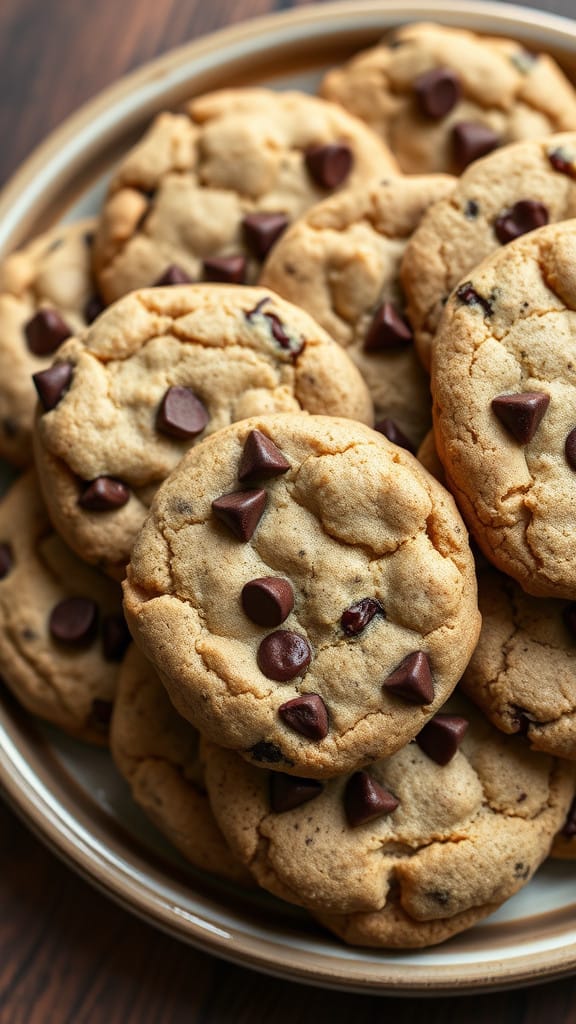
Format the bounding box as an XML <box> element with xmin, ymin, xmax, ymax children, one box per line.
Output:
<box><xmin>111</xmin><ymin>645</ymin><xmax>250</xmax><ymax>882</ymax></box>
<box><xmin>93</xmin><ymin>88</ymin><xmax>399</xmax><ymax>304</ymax></box>
<box><xmin>320</xmin><ymin>22</ymin><xmax>576</xmax><ymax>175</ymax></box>
<box><xmin>402</xmin><ymin>134</ymin><xmax>576</xmax><ymax>370</ymax></box>
<box><xmin>0</xmin><ymin>219</ymin><xmax>103</xmax><ymax>466</ymax></box>
<box><xmin>33</xmin><ymin>285</ymin><xmax>372</xmax><ymax>574</ymax></box>
<box><xmin>202</xmin><ymin>693</ymin><xmax>574</xmax><ymax>947</ymax></box>
<box><xmin>0</xmin><ymin>472</ymin><xmax>129</xmax><ymax>743</ymax></box>
<box><xmin>551</xmin><ymin>793</ymin><xmax>576</xmax><ymax>859</ymax></box>
<box><xmin>260</xmin><ymin>174</ymin><xmax>455</xmax><ymax>448</ymax></box>
<box><xmin>123</xmin><ymin>413</ymin><xmax>481</xmax><ymax>779</ymax></box>
<box><xmin>432</xmin><ymin>219</ymin><xmax>576</xmax><ymax>600</ymax></box>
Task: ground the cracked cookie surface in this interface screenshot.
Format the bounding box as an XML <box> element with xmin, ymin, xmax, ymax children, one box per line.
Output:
<box><xmin>320</xmin><ymin>22</ymin><xmax>576</xmax><ymax>175</ymax></box>
<box><xmin>402</xmin><ymin>134</ymin><xmax>576</xmax><ymax>370</ymax></box>
<box><xmin>201</xmin><ymin>693</ymin><xmax>573</xmax><ymax>946</ymax></box>
<box><xmin>0</xmin><ymin>472</ymin><xmax>127</xmax><ymax>742</ymax></box>
<box><xmin>432</xmin><ymin>219</ymin><xmax>576</xmax><ymax>599</ymax></box>
<box><xmin>123</xmin><ymin>413</ymin><xmax>480</xmax><ymax>778</ymax></box>
<box><xmin>33</xmin><ymin>285</ymin><xmax>372</xmax><ymax>574</ymax></box>
<box><xmin>260</xmin><ymin>175</ymin><xmax>455</xmax><ymax>448</ymax></box>
<box><xmin>93</xmin><ymin>88</ymin><xmax>398</xmax><ymax>304</ymax></box>
<box><xmin>111</xmin><ymin>644</ymin><xmax>250</xmax><ymax>881</ymax></box>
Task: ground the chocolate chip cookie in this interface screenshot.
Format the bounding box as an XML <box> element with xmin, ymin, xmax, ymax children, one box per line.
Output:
<box><xmin>123</xmin><ymin>413</ymin><xmax>480</xmax><ymax>779</ymax></box>
<box><xmin>320</xmin><ymin>22</ymin><xmax>576</xmax><ymax>175</ymax></box>
<box><xmin>260</xmin><ymin>174</ymin><xmax>455</xmax><ymax>448</ymax></box>
<box><xmin>0</xmin><ymin>472</ymin><xmax>129</xmax><ymax>742</ymax></box>
<box><xmin>33</xmin><ymin>285</ymin><xmax>372</xmax><ymax>574</ymax></box>
<box><xmin>403</xmin><ymin>133</ymin><xmax>576</xmax><ymax>369</ymax></box>
<box><xmin>93</xmin><ymin>88</ymin><xmax>398</xmax><ymax>304</ymax></box>
<box><xmin>202</xmin><ymin>693</ymin><xmax>573</xmax><ymax>946</ymax></box>
<box><xmin>551</xmin><ymin>793</ymin><xmax>576</xmax><ymax>859</ymax></box>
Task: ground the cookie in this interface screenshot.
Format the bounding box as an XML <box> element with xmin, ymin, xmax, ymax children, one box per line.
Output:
<box><xmin>320</xmin><ymin>22</ymin><xmax>576</xmax><ymax>175</ymax></box>
<box><xmin>0</xmin><ymin>219</ymin><xmax>103</xmax><ymax>466</ymax></box>
<box><xmin>260</xmin><ymin>175</ymin><xmax>455</xmax><ymax>448</ymax></box>
<box><xmin>402</xmin><ymin>134</ymin><xmax>576</xmax><ymax>370</ymax></box>
<box><xmin>432</xmin><ymin>219</ymin><xmax>576</xmax><ymax>599</ymax></box>
<box><xmin>416</xmin><ymin>429</ymin><xmax>445</xmax><ymax>482</ymax></box>
<box><xmin>93</xmin><ymin>88</ymin><xmax>398</xmax><ymax>304</ymax></box>
<box><xmin>111</xmin><ymin>645</ymin><xmax>250</xmax><ymax>882</ymax></box>
<box><xmin>0</xmin><ymin>472</ymin><xmax>129</xmax><ymax>742</ymax></box>
<box><xmin>33</xmin><ymin>285</ymin><xmax>372</xmax><ymax>574</ymax></box>
<box><xmin>202</xmin><ymin>693</ymin><xmax>573</xmax><ymax>946</ymax></box>
<box><xmin>551</xmin><ymin>793</ymin><xmax>576</xmax><ymax>859</ymax></box>
<box><xmin>123</xmin><ymin>413</ymin><xmax>480</xmax><ymax>779</ymax></box>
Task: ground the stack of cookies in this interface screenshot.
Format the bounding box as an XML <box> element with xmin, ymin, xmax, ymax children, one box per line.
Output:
<box><xmin>1</xmin><ymin>20</ymin><xmax>575</xmax><ymax>949</ymax></box>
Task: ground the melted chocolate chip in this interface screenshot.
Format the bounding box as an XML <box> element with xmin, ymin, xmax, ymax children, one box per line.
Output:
<box><xmin>383</xmin><ymin>651</ymin><xmax>434</xmax><ymax>704</ymax></box>
<box><xmin>25</xmin><ymin>309</ymin><xmax>72</xmax><ymax>356</ymax></box>
<box><xmin>269</xmin><ymin>773</ymin><xmax>323</xmax><ymax>813</ymax></box>
<box><xmin>464</xmin><ymin>199</ymin><xmax>480</xmax><ymax>220</ymax></box>
<box><xmin>244</xmin><ymin>300</ymin><xmax>304</xmax><ymax>358</ymax></box>
<box><xmin>84</xmin><ymin>294</ymin><xmax>106</xmax><ymax>325</ymax></box>
<box><xmin>250</xmin><ymin>740</ymin><xmax>288</xmax><ymax>764</ymax></box>
<box><xmin>212</xmin><ymin>489</ymin><xmax>267</xmax><ymax>541</ymax></box>
<box><xmin>494</xmin><ymin>200</ymin><xmax>548</xmax><ymax>244</ymax></box>
<box><xmin>154</xmin><ymin>265</ymin><xmax>192</xmax><ymax>287</ymax></box>
<box><xmin>0</xmin><ymin>543</ymin><xmax>13</xmax><ymax>579</ymax></box>
<box><xmin>202</xmin><ymin>255</ymin><xmax>246</xmax><ymax>284</ymax></box>
<box><xmin>278</xmin><ymin>693</ymin><xmax>328</xmax><ymax>739</ymax></box>
<box><xmin>305</xmin><ymin>143</ymin><xmax>353</xmax><ymax>189</ymax></box>
<box><xmin>49</xmin><ymin>597</ymin><xmax>98</xmax><ymax>646</ymax></box>
<box><xmin>79</xmin><ymin>477</ymin><xmax>130</xmax><ymax>511</ymax></box>
<box><xmin>257</xmin><ymin>630</ymin><xmax>311</xmax><ymax>681</ymax></box>
<box><xmin>156</xmin><ymin>386</ymin><xmax>209</xmax><ymax>439</ymax></box>
<box><xmin>452</xmin><ymin>122</ymin><xmax>500</xmax><ymax>171</ymax></box>
<box><xmin>344</xmin><ymin>771</ymin><xmax>399</xmax><ymax>827</ymax></box>
<box><xmin>456</xmin><ymin>282</ymin><xmax>493</xmax><ymax>317</ymax></box>
<box><xmin>565</xmin><ymin>427</ymin><xmax>576</xmax><ymax>470</ymax></box>
<box><xmin>374</xmin><ymin>418</ymin><xmax>416</xmax><ymax>454</ymax></box>
<box><xmin>414</xmin><ymin>67</ymin><xmax>460</xmax><ymax>119</ymax></box>
<box><xmin>91</xmin><ymin>699</ymin><xmax>113</xmax><ymax>728</ymax></box>
<box><xmin>548</xmin><ymin>147</ymin><xmax>576</xmax><ymax>178</ymax></box>
<box><xmin>32</xmin><ymin>362</ymin><xmax>73</xmax><ymax>412</ymax></box>
<box><xmin>242</xmin><ymin>213</ymin><xmax>289</xmax><ymax>260</ymax></box>
<box><xmin>341</xmin><ymin>598</ymin><xmax>384</xmax><ymax>636</ymax></box>
<box><xmin>491</xmin><ymin>392</ymin><xmax>549</xmax><ymax>444</ymax></box>
<box><xmin>364</xmin><ymin>303</ymin><xmax>413</xmax><ymax>351</ymax></box>
<box><xmin>238</xmin><ymin>429</ymin><xmax>290</xmax><ymax>482</ymax></box>
<box><xmin>242</xmin><ymin>577</ymin><xmax>294</xmax><ymax>627</ymax></box>
<box><xmin>416</xmin><ymin>714</ymin><xmax>469</xmax><ymax>766</ymax></box>
<box><xmin>101</xmin><ymin>613</ymin><xmax>132</xmax><ymax>662</ymax></box>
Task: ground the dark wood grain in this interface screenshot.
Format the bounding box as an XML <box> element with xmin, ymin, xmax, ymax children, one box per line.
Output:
<box><xmin>0</xmin><ymin>0</ymin><xmax>575</xmax><ymax>1020</ymax></box>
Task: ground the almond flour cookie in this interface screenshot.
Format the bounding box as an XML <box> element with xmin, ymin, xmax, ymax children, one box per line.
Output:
<box><xmin>33</xmin><ymin>285</ymin><xmax>372</xmax><ymax>574</ymax></box>
<box><xmin>432</xmin><ymin>219</ymin><xmax>576</xmax><ymax>600</ymax></box>
<box><xmin>260</xmin><ymin>175</ymin><xmax>455</xmax><ymax>448</ymax></box>
<box><xmin>93</xmin><ymin>88</ymin><xmax>398</xmax><ymax>304</ymax></box>
<box><xmin>202</xmin><ymin>694</ymin><xmax>573</xmax><ymax>946</ymax></box>
<box><xmin>0</xmin><ymin>218</ymin><xmax>104</xmax><ymax>466</ymax></box>
<box><xmin>123</xmin><ymin>413</ymin><xmax>480</xmax><ymax>779</ymax></box>
<box><xmin>0</xmin><ymin>472</ymin><xmax>129</xmax><ymax>742</ymax></box>
<box><xmin>111</xmin><ymin>645</ymin><xmax>249</xmax><ymax>882</ymax></box>
<box><xmin>320</xmin><ymin>23</ymin><xmax>576</xmax><ymax>175</ymax></box>
<box><xmin>403</xmin><ymin>134</ymin><xmax>576</xmax><ymax>370</ymax></box>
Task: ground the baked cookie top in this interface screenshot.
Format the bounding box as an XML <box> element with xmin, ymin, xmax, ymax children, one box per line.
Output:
<box><xmin>93</xmin><ymin>88</ymin><xmax>398</xmax><ymax>304</ymax></box>
<box><xmin>0</xmin><ymin>472</ymin><xmax>129</xmax><ymax>743</ymax></box>
<box><xmin>403</xmin><ymin>133</ymin><xmax>576</xmax><ymax>369</ymax></box>
<box><xmin>320</xmin><ymin>22</ymin><xmax>576</xmax><ymax>175</ymax></box>
<box><xmin>33</xmin><ymin>285</ymin><xmax>372</xmax><ymax>574</ymax></box>
<box><xmin>123</xmin><ymin>413</ymin><xmax>480</xmax><ymax>778</ymax></box>
<box><xmin>260</xmin><ymin>174</ymin><xmax>455</xmax><ymax>448</ymax></box>
<box><xmin>111</xmin><ymin>644</ymin><xmax>249</xmax><ymax>882</ymax></box>
<box><xmin>202</xmin><ymin>693</ymin><xmax>573</xmax><ymax>946</ymax></box>
<box><xmin>432</xmin><ymin>219</ymin><xmax>576</xmax><ymax>599</ymax></box>
<box><xmin>0</xmin><ymin>219</ymin><xmax>103</xmax><ymax>466</ymax></box>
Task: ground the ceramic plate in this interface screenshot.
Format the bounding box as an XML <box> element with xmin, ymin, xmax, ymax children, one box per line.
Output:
<box><xmin>0</xmin><ymin>0</ymin><xmax>575</xmax><ymax>995</ymax></box>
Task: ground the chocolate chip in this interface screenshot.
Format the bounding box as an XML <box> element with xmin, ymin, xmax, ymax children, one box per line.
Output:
<box><xmin>257</xmin><ymin>630</ymin><xmax>311</xmax><ymax>681</ymax></box>
<box><xmin>562</xmin><ymin>602</ymin><xmax>576</xmax><ymax>637</ymax></box>
<box><xmin>84</xmin><ymin>294</ymin><xmax>105</xmax><ymax>324</ymax></box>
<box><xmin>79</xmin><ymin>477</ymin><xmax>130</xmax><ymax>511</ymax></box>
<box><xmin>565</xmin><ymin>427</ymin><xmax>576</xmax><ymax>470</ymax></box>
<box><xmin>491</xmin><ymin>391</ymin><xmax>549</xmax><ymax>444</ymax></box>
<box><xmin>374</xmin><ymin>418</ymin><xmax>416</xmax><ymax>454</ymax></box>
<box><xmin>464</xmin><ymin>199</ymin><xmax>480</xmax><ymax>219</ymax></box>
<box><xmin>153</xmin><ymin>265</ymin><xmax>192</xmax><ymax>287</ymax></box>
<box><xmin>242</xmin><ymin>213</ymin><xmax>289</xmax><ymax>260</ymax></box>
<box><xmin>91</xmin><ymin>699</ymin><xmax>113</xmax><ymax>728</ymax></box>
<box><xmin>278</xmin><ymin>693</ymin><xmax>328</xmax><ymax>739</ymax></box>
<box><xmin>269</xmin><ymin>773</ymin><xmax>323</xmax><ymax>813</ymax></box>
<box><xmin>456</xmin><ymin>282</ymin><xmax>493</xmax><ymax>317</ymax></box>
<box><xmin>49</xmin><ymin>597</ymin><xmax>98</xmax><ymax>646</ymax></box>
<box><xmin>344</xmin><ymin>771</ymin><xmax>399</xmax><ymax>827</ymax></box>
<box><xmin>101</xmin><ymin>613</ymin><xmax>131</xmax><ymax>662</ymax></box>
<box><xmin>341</xmin><ymin>597</ymin><xmax>384</xmax><ymax>636</ymax></box>
<box><xmin>494</xmin><ymin>200</ymin><xmax>549</xmax><ymax>244</ymax></box>
<box><xmin>305</xmin><ymin>143</ymin><xmax>353</xmax><ymax>189</ymax></box>
<box><xmin>452</xmin><ymin>122</ymin><xmax>500</xmax><ymax>171</ymax></box>
<box><xmin>238</xmin><ymin>429</ymin><xmax>290</xmax><ymax>482</ymax></box>
<box><xmin>548</xmin><ymin>147</ymin><xmax>576</xmax><ymax>178</ymax></box>
<box><xmin>416</xmin><ymin>714</ymin><xmax>469</xmax><ymax>766</ymax></box>
<box><xmin>563</xmin><ymin>797</ymin><xmax>576</xmax><ymax>838</ymax></box>
<box><xmin>414</xmin><ymin>67</ymin><xmax>460</xmax><ymax>118</ymax></box>
<box><xmin>244</xmin><ymin>300</ymin><xmax>304</xmax><ymax>357</ymax></box>
<box><xmin>212</xmin><ymin>489</ymin><xmax>267</xmax><ymax>541</ymax></box>
<box><xmin>32</xmin><ymin>362</ymin><xmax>73</xmax><ymax>412</ymax></box>
<box><xmin>156</xmin><ymin>386</ymin><xmax>209</xmax><ymax>439</ymax></box>
<box><xmin>512</xmin><ymin>706</ymin><xmax>531</xmax><ymax>735</ymax></box>
<box><xmin>0</xmin><ymin>543</ymin><xmax>13</xmax><ymax>579</ymax></box>
<box><xmin>202</xmin><ymin>255</ymin><xmax>247</xmax><ymax>284</ymax></box>
<box><xmin>25</xmin><ymin>308</ymin><xmax>72</xmax><ymax>356</ymax></box>
<box><xmin>242</xmin><ymin>577</ymin><xmax>294</xmax><ymax>627</ymax></box>
<box><xmin>383</xmin><ymin>651</ymin><xmax>434</xmax><ymax>704</ymax></box>
<box><xmin>249</xmin><ymin>740</ymin><xmax>288</xmax><ymax>764</ymax></box>
<box><xmin>364</xmin><ymin>302</ymin><xmax>412</xmax><ymax>351</ymax></box>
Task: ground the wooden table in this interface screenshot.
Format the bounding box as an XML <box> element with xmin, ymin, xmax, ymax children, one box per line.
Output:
<box><xmin>0</xmin><ymin>1</ymin><xmax>575</xmax><ymax>1020</ymax></box>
